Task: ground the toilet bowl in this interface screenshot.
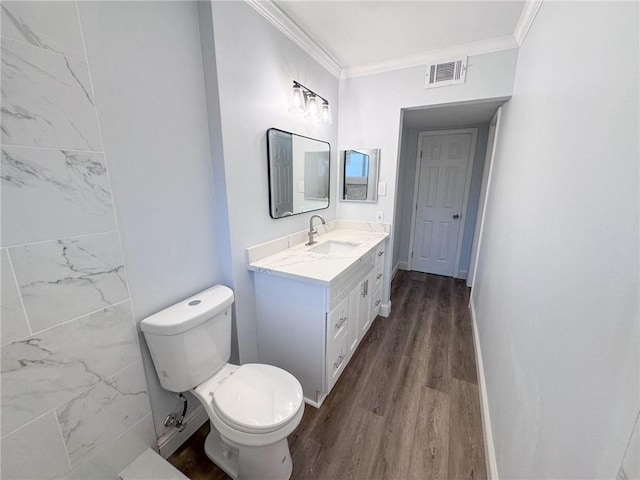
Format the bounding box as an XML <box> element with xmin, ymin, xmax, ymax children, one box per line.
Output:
<box><xmin>140</xmin><ymin>285</ymin><xmax>304</xmax><ymax>480</ymax></box>
<box><xmin>192</xmin><ymin>363</ymin><xmax>304</xmax><ymax>479</ymax></box>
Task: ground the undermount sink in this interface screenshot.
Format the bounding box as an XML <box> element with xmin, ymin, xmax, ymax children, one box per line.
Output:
<box><xmin>310</xmin><ymin>240</ymin><xmax>361</xmax><ymax>255</ymax></box>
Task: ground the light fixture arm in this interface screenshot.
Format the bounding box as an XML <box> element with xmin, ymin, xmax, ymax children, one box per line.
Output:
<box><xmin>292</xmin><ymin>81</ymin><xmax>329</xmax><ymax>105</ymax></box>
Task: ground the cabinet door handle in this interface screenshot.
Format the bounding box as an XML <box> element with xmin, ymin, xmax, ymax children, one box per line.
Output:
<box><xmin>376</xmin><ymin>273</ymin><xmax>383</xmax><ymax>280</ymax></box>
<box><xmin>335</xmin><ymin>316</ymin><xmax>346</xmax><ymax>329</ymax></box>
<box><xmin>377</xmin><ymin>251</ymin><xmax>384</xmax><ymax>256</ymax></box>
<box><xmin>375</xmin><ymin>299</ymin><xmax>381</xmax><ymax>307</ymax></box>
<box><xmin>361</xmin><ymin>282</ymin><xmax>366</xmax><ymax>297</ymax></box>
<box><xmin>365</xmin><ymin>280</ymin><xmax>368</xmax><ymax>296</ymax></box>
<box><xmin>334</xmin><ymin>354</ymin><xmax>345</xmax><ymax>370</ymax></box>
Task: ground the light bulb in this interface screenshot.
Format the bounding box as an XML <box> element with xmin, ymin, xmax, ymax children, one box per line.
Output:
<box><xmin>288</xmin><ymin>85</ymin><xmax>305</xmax><ymax>113</ymax></box>
<box><xmin>305</xmin><ymin>95</ymin><xmax>320</xmax><ymax>120</ymax></box>
<box><xmin>320</xmin><ymin>102</ymin><xmax>332</xmax><ymax>125</ymax></box>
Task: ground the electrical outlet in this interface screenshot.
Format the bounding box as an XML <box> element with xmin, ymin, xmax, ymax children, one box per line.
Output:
<box><xmin>376</xmin><ymin>211</ymin><xmax>384</xmax><ymax>223</ymax></box>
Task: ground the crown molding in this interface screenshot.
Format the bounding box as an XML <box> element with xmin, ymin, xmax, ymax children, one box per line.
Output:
<box><xmin>341</xmin><ymin>35</ymin><xmax>519</xmax><ymax>79</ymax></box>
<box><xmin>246</xmin><ymin>0</ymin><xmax>538</xmax><ymax>81</ymax></box>
<box><xmin>514</xmin><ymin>0</ymin><xmax>544</xmax><ymax>46</ymax></box>
<box><xmin>245</xmin><ymin>0</ymin><xmax>343</xmax><ymax>78</ymax></box>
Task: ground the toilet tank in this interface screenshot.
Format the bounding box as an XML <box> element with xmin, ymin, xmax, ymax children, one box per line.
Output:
<box><xmin>140</xmin><ymin>285</ymin><xmax>234</xmax><ymax>393</ymax></box>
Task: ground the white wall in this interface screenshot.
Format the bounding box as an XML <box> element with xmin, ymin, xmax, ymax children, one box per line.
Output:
<box><xmin>204</xmin><ymin>1</ymin><xmax>339</xmax><ymax>363</ymax></box>
<box><xmin>338</xmin><ymin>49</ymin><xmax>518</xmax><ymax>305</ymax></box>
<box><xmin>471</xmin><ymin>2</ymin><xmax>639</xmax><ymax>478</ymax></box>
<box><xmin>78</xmin><ymin>1</ymin><xmax>221</xmax><ymax>443</ymax></box>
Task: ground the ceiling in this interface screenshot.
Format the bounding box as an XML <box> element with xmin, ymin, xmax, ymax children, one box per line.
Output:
<box><xmin>272</xmin><ymin>1</ymin><xmax>526</xmax><ymax>75</ymax></box>
<box><xmin>402</xmin><ymin>99</ymin><xmax>507</xmax><ymax>128</ymax></box>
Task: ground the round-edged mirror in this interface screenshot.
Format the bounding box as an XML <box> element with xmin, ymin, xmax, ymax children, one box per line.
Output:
<box><xmin>267</xmin><ymin>128</ymin><xmax>330</xmax><ymax>219</ymax></box>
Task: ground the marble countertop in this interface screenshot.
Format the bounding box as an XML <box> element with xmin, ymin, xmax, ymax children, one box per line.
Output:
<box><xmin>248</xmin><ymin>227</ymin><xmax>388</xmax><ymax>285</ymax></box>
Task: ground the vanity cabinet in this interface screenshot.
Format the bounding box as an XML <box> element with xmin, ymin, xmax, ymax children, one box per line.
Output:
<box><xmin>326</xmin><ymin>296</ymin><xmax>348</xmax><ymax>391</ymax></box>
<box><xmin>253</xmin><ymin>239</ymin><xmax>386</xmax><ymax>407</ymax></box>
<box><xmin>371</xmin><ymin>242</ymin><xmax>385</xmax><ymax>318</ymax></box>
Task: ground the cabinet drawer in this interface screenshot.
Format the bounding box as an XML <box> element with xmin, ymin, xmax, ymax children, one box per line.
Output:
<box><xmin>327</xmin><ymin>296</ymin><xmax>348</xmax><ymax>346</ymax></box>
<box><xmin>326</xmin><ymin>329</ymin><xmax>347</xmax><ymax>393</ymax></box>
<box><xmin>328</xmin><ymin>251</ymin><xmax>374</xmax><ymax>310</ymax></box>
<box><xmin>371</xmin><ymin>287</ymin><xmax>382</xmax><ymax>319</ymax></box>
<box><xmin>375</xmin><ymin>243</ymin><xmax>385</xmax><ymax>268</ymax></box>
<box><xmin>373</xmin><ymin>269</ymin><xmax>383</xmax><ymax>292</ymax></box>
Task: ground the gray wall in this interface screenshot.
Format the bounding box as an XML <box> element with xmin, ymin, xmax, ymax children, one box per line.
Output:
<box><xmin>391</xmin><ymin>126</ymin><xmax>411</xmax><ymax>271</ymax></box>
<box><xmin>338</xmin><ymin>50</ymin><xmax>518</xmax><ymax>307</ymax></box>
<box><xmin>78</xmin><ymin>1</ymin><xmax>223</xmax><ymax>444</ymax></box>
<box><xmin>395</xmin><ymin>123</ymin><xmax>490</xmax><ymax>277</ymax></box>
<box><xmin>472</xmin><ymin>2</ymin><xmax>639</xmax><ymax>477</ymax></box>
<box><xmin>618</xmin><ymin>412</ymin><xmax>639</xmax><ymax>479</ymax></box>
<box><xmin>1</xmin><ymin>1</ymin><xmax>155</xmax><ymax>478</ymax></box>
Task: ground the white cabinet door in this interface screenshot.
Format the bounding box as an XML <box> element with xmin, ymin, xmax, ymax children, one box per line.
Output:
<box><xmin>373</xmin><ymin>243</ymin><xmax>385</xmax><ymax>303</ymax></box>
<box><xmin>365</xmin><ymin>270</ymin><xmax>379</xmax><ymax>331</ymax></box>
<box><xmin>370</xmin><ymin>285</ymin><xmax>382</xmax><ymax>323</ymax></box>
<box><xmin>327</xmin><ymin>296</ymin><xmax>348</xmax><ymax>346</ymax></box>
<box><xmin>347</xmin><ymin>283</ymin><xmax>360</xmax><ymax>360</ymax></box>
<box><xmin>326</xmin><ymin>296</ymin><xmax>349</xmax><ymax>393</ymax></box>
<box><xmin>326</xmin><ymin>328</ymin><xmax>347</xmax><ymax>393</ymax></box>
<box><xmin>358</xmin><ymin>275</ymin><xmax>371</xmax><ymax>336</ymax></box>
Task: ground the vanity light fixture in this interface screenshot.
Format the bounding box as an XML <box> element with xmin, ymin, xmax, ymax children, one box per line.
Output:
<box><xmin>305</xmin><ymin>94</ymin><xmax>320</xmax><ymax>120</ymax></box>
<box><xmin>288</xmin><ymin>81</ymin><xmax>332</xmax><ymax>125</ymax></box>
<box><xmin>288</xmin><ymin>84</ymin><xmax>305</xmax><ymax>113</ymax></box>
<box><xmin>320</xmin><ymin>101</ymin><xmax>332</xmax><ymax>125</ymax></box>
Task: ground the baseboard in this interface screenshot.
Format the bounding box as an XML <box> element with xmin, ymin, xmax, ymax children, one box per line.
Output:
<box><xmin>157</xmin><ymin>406</ymin><xmax>209</xmax><ymax>459</ymax></box>
<box><xmin>379</xmin><ymin>301</ymin><xmax>391</xmax><ymax>317</ymax></box>
<box><xmin>469</xmin><ymin>299</ymin><xmax>499</xmax><ymax>480</ymax></box>
<box><xmin>304</xmin><ymin>394</ymin><xmax>325</xmax><ymax>409</ymax></box>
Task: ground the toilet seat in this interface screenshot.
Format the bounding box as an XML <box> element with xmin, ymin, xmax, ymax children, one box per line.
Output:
<box><xmin>192</xmin><ymin>363</ymin><xmax>304</xmax><ymax>448</ymax></box>
<box><xmin>212</xmin><ymin>363</ymin><xmax>303</xmax><ymax>434</ymax></box>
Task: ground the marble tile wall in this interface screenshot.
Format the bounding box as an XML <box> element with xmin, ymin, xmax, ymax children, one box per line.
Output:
<box><xmin>0</xmin><ymin>2</ymin><xmax>155</xmax><ymax>478</ymax></box>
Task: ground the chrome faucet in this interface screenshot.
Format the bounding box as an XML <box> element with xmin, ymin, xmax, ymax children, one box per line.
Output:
<box><xmin>306</xmin><ymin>214</ymin><xmax>326</xmax><ymax>246</ymax></box>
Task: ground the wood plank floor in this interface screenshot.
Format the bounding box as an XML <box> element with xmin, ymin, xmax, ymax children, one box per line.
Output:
<box><xmin>168</xmin><ymin>271</ymin><xmax>486</xmax><ymax>480</ymax></box>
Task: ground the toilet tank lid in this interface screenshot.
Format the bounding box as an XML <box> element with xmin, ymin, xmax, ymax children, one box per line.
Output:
<box><xmin>140</xmin><ymin>285</ymin><xmax>234</xmax><ymax>336</ymax></box>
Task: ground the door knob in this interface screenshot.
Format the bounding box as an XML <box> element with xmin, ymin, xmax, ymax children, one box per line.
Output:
<box><xmin>453</xmin><ymin>214</ymin><xmax>460</xmax><ymax>220</ymax></box>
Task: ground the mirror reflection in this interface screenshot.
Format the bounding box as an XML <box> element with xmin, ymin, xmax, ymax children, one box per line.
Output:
<box><xmin>341</xmin><ymin>148</ymin><xmax>380</xmax><ymax>202</ymax></box>
<box><xmin>267</xmin><ymin>128</ymin><xmax>330</xmax><ymax>218</ymax></box>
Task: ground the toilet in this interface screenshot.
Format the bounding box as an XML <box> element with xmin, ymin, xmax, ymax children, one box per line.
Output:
<box><xmin>140</xmin><ymin>285</ymin><xmax>304</xmax><ymax>480</ymax></box>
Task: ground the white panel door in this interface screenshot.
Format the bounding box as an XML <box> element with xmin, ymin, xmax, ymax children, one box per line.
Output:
<box><xmin>411</xmin><ymin>132</ymin><xmax>473</xmax><ymax>276</ymax></box>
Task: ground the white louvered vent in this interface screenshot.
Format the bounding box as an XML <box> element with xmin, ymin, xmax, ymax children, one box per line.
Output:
<box><xmin>424</xmin><ymin>56</ymin><xmax>468</xmax><ymax>89</ymax></box>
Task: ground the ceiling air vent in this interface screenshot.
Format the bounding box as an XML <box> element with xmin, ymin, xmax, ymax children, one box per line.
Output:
<box><xmin>424</xmin><ymin>56</ymin><xmax>468</xmax><ymax>89</ymax></box>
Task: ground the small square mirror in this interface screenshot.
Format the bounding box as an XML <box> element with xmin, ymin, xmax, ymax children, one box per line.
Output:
<box><xmin>340</xmin><ymin>148</ymin><xmax>380</xmax><ymax>203</ymax></box>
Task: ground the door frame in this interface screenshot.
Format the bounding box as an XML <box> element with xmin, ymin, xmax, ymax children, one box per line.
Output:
<box><xmin>468</xmin><ymin>108</ymin><xmax>502</xmax><ymax>288</ymax></box>
<box><xmin>407</xmin><ymin>128</ymin><xmax>478</xmax><ymax>278</ymax></box>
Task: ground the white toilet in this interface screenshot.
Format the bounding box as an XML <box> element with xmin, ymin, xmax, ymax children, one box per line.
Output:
<box><xmin>140</xmin><ymin>285</ymin><xmax>304</xmax><ymax>480</ymax></box>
